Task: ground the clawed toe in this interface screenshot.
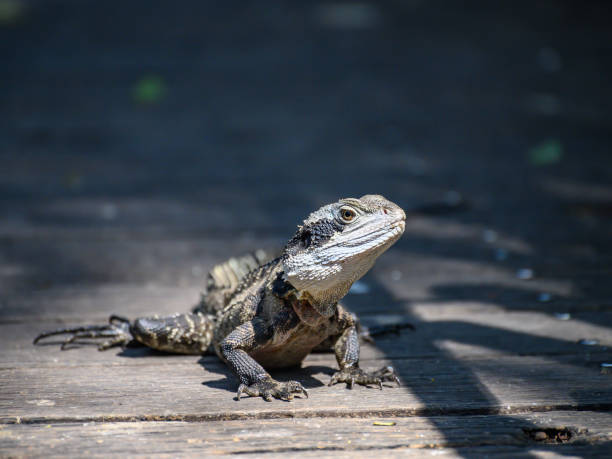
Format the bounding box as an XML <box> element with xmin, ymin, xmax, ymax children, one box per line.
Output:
<box><xmin>33</xmin><ymin>318</ymin><xmax>133</xmax><ymax>351</ymax></box>
<box><xmin>372</xmin><ymin>366</ymin><xmax>401</xmax><ymax>386</ymax></box>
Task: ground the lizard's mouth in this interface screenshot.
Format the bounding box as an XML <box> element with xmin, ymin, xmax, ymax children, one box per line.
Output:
<box><xmin>391</xmin><ymin>219</ymin><xmax>405</xmax><ymax>230</ymax></box>
<box><xmin>386</xmin><ymin>220</ymin><xmax>405</xmax><ymax>243</ymax></box>
<box><xmin>338</xmin><ymin>218</ymin><xmax>405</xmax><ymax>252</ymax></box>
<box><xmin>386</xmin><ymin>215</ymin><xmax>406</xmax><ymax>236</ymax></box>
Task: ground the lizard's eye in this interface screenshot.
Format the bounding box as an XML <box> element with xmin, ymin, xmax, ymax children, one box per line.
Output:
<box><xmin>339</xmin><ymin>207</ymin><xmax>356</xmax><ymax>223</ymax></box>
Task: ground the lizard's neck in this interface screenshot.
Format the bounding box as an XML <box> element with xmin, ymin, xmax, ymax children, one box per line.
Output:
<box><xmin>281</xmin><ymin>249</ymin><xmax>379</xmax><ymax>313</ymax></box>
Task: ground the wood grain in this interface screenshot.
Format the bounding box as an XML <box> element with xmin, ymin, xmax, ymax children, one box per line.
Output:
<box><xmin>1</xmin><ymin>353</ymin><xmax>610</xmax><ymax>424</ymax></box>
<box><xmin>1</xmin><ymin>412</ymin><xmax>610</xmax><ymax>456</ymax></box>
<box><xmin>3</xmin><ymin>0</ymin><xmax>612</xmax><ymax>456</ymax></box>
<box><xmin>2</xmin><ymin>310</ymin><xmax>611</xmax><ymax>367</ymax></box>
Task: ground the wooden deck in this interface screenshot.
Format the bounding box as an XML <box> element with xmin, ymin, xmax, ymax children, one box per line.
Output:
<box><xmin>2</xmin><ymin>1</ymin><xmax>612</xmax><ymax>456</ymax></box>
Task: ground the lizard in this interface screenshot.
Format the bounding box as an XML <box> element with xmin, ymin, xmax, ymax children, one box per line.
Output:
<box><xmin>34</xmin><ymin>194</ymin><xmax>406</xmax><ymax>401</ymax></box>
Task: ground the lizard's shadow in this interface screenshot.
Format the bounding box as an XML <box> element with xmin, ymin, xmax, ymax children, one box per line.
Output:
<box><xmin>198</xmin><ymin>356</ymin><xmax>332</xmax><ymax>391</ymax></box>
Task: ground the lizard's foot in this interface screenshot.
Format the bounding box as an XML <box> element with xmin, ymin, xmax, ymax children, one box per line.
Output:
<box><xmin>328</xmin><ymin>365</ymin><xmax>400</xmax><ymax>389</ymax></box>
<box><xmin>33</xmin><ymin>315</ymin><xmax>134</xmax><ymax>351</ymax></box>
<box><xmin>236</xmin><ymin>377</ymin><xmax>309</xmax><ymax>402</ymax></box>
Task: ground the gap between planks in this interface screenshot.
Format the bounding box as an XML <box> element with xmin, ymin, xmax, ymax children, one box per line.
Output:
<box><xmin>4</xmin><ymin>404</ymin><xmax>612</xmax><ymax>426</ymax></box>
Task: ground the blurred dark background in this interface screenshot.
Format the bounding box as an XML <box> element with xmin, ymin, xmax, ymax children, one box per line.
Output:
<box><xmin>1</xmin><ymin>0</ymin><xmax>611</xmax><ymax>307</ymax></box>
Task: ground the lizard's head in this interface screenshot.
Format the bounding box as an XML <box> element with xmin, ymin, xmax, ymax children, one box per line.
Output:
<box><xmin>282</xmin><ymin>194</ymin><xmax>405</xmax><ymax>307</ymax></box>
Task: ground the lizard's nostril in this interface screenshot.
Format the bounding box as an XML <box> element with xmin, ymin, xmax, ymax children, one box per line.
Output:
<box><xmin>383</xmin><ymin>209</ymin><xmax>388</xmax><ymax>214</ymax></box>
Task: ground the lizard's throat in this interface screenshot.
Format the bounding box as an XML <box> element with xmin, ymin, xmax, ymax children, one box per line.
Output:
<box><xmin>282</xmin><ymin>257</ymin><xmax>377</xmax><ymax>315</ymax></box>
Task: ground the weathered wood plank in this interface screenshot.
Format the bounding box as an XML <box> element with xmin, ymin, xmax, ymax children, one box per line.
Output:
<box><xmin>3</xmin><ymin>234</ymin><xmax>610</xmax><ymax>312</ymax></box>
<box><xmin>231</xmin><ymin>444</ymin><xmax>612</xmax><ymax>458</ymax></box>
<box><xmin>1</xmin><ymin>353</ymin><xmax>610</xmax><ymax>423</ymax></box>
<box><xmin>2</xmin><ymin>0</ymin><xmax>611</xmax><ymax>456</ymax></box>
<box><xmin>3</xmin><ymin>270</ymin><xmax>610</xmax><ymax>322</ymax></box>
<box><xmin>0</xmin><ymin>286</ymin><xmax>201</xmax><ymax>322</ymax></box>
<box><xmin>0</xmin><ymin>237</ymin><xmax>282</xmax><ymax>296</ymax></box>
<box><xmin>2</xmin><ymin>310</ymin><xmax>611</xmax><ymax>367</ymax></box>
<box><xmin>0</xmin><ymin>412</ymin><xmax>610</xmax><ymax>456</ymax></box>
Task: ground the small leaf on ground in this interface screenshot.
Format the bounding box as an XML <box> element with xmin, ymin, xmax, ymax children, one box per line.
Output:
<box><xmin>0</xmin><ymin>0</ymin><xmax>26</xmax><ymax>25</ymax></box>
<box><xmin>528</xmin><ymin>139</ymin><xmax>563</xmax><ymax>165</ymax></box>
<box><xmin>133</xmin><ymin>75</ymin><xmax>166</xmax><ymax>104</ymax></box>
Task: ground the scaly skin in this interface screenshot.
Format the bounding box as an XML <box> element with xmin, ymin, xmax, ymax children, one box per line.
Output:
<box><xmin>34</xmin><ymin>195</ymin><xmax>406</xmax><ymax>401</ymax></box>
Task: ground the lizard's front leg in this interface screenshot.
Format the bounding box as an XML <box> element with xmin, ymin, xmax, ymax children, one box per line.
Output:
<box><xmin>329</xmin><ymin>307</ymin><xmax>400</xmax><ymax>389</ymax></box>
<box><xmin>219</xmin><ymin>318</ymin><xmax>308</xmax><ymax>402</ymax></box>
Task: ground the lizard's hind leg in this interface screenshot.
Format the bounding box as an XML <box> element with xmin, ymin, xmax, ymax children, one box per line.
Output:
<box><xmin>130</xmin><ymin>312</ymin><xmax>215</xmax><ymax>355</ymax></box>
<box><xmin>33</xmin><ymin>315</ymin><xmax>134</xmax><ymax>350</ymax></box>
<box><xmin>34</xmin><ymin>313</ymin><xmax>215</xmax><ymax>355</ymax></box>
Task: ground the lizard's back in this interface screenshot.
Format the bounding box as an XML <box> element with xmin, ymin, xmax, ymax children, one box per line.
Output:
<box><xmin>193</xmin><ymin>249</ymin><xmax>276</xmax><ymax>315</ymax></box>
